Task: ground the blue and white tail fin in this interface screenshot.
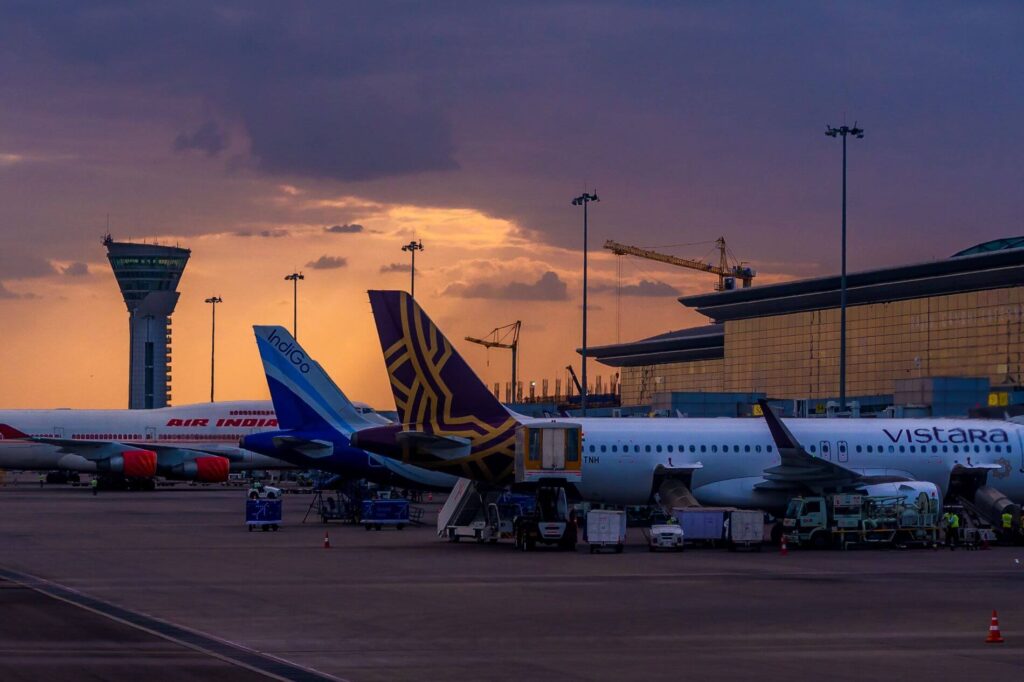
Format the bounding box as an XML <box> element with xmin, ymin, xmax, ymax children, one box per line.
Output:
<box><xmin>253</xmin><ymin>326</ymin><xmax>386</xmax><ymax>435</ymax></box>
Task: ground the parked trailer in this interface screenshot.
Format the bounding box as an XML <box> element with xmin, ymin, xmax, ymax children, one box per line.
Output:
<box><xmin>673</xmin><ymin>507</ymin><xmax>727</xmax><ymax>546</ymax></box>
<box><xmin>586</xmin><ymin>510</ymin><xmax>627</xmax><ymax>553</ymax></box>
<box><xmin>246</xmin><ymin>498</ymin><xmax>282</xmax><ymax>532</ymax></box>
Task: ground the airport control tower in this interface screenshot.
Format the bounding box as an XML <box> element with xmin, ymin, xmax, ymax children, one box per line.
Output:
<box><xmin>104</xmin><ymin>235</ymin><xmax>191</xmax><ymax>409</ymax></box>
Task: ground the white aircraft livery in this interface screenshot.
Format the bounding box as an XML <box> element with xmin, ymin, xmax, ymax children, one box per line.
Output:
<box><xmin>351</xmin><ymin>291</ymin><xmax>1024</xmax><ymax>521</ymax></box>
<box><xmin>0</xmin><ymin>401</ymin><xmax>294</xmax><ymax>482</ymax></box>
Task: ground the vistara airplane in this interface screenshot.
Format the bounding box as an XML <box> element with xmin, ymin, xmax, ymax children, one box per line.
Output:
<box><xmin>350</xmin><ymin>290</ymin><xmax>1023</xmax><ymax>522</ymax></box>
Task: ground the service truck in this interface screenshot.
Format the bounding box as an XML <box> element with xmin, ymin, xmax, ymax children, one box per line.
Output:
<box><xmin>784</xmin><ymin>491</ymin><xmax>940</xmax><ymax>549</ymax></box>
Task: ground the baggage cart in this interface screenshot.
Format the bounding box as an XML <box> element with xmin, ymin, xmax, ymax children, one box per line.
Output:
<box><xmin>726</xmin><ymin>509</ymin><xmax>764</xmax><ymax>550</ymax></box>
<box><xmin>246</xmin><ymin>498</ymin><xmax>282</xmax><ymax>532</ymax></box>
<box><xmin>673</xmin><ymin>507</ymin><xmax>727</xmax><ymax>546</ymax></box>
<box><xmin>362</xmin><ymin>498</ymin><xmax>410</xmax><ymax>530</ymax></box>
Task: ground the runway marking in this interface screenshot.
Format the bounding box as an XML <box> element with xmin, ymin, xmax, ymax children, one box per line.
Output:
<box><xmin>0</xmin><ymin>566</ymin><xmax>344</xmax><ymax>682</ymax></box>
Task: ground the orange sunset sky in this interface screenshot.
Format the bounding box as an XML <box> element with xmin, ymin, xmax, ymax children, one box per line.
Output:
<box><xmin>1</xmin><ymin>4</ymin><xmax>1021</xmax><ymax>410</ymax></box>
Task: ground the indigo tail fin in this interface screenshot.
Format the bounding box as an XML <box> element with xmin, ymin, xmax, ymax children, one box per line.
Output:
<box><xmin>253</xmin><ymin>325</ymin><xmax>387</xmax><ymax>433</ymax></box>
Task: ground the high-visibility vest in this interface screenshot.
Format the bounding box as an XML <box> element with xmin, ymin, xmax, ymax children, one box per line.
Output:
<box><xmin>949</xmin><ymin>514</ymin><xmax>960</xmax><ymax>529</ymax></box>
<box><xmin>1003</xmin><ymin>513</ymin><xmax>1013</xmax><ymax>529</ymax></box>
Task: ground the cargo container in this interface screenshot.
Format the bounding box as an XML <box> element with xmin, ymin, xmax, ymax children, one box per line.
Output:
<box><xmin>725</xmin><ymin>509</ymin><xmax>764</xmax><ymax>550</ymax></box>
<box><xmin>361</xmin><ymin>498</ymin><xmax>410</xmax><ymax>530</ymax></box>
<box><xmin>673</xmin><ymin>507</ymin><xmax>727</xmax><ymax>545</ymax></box>
<box><xmin>586</xmin><ymin>510</ymin><xmax>627</xmax><ymax>553</ymax></box>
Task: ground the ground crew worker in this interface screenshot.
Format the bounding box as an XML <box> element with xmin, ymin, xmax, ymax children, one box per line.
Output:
<box><xmin>39</xmin><ymin>474</ymin><xmax>45</xmax><ymax>488</ymax></box>
<box><xmin>948</xmin><ymin>511</ymin><xmax>960</xmax><ymax>550</ymax></box>
<box><xmin>90</xmin><ymin>477</ymin><xmax>98</xmax><ymax>496</ymax></box>
<box><xmin>1002</xmin><ymin>511</ymin><xmax>1014</xmax><ymax>542</ymax></box>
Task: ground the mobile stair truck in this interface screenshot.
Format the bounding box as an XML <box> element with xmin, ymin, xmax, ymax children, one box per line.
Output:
<box><xmin>437</xmin><ymin>479</ymin><xmax>533</xmax><ymax>544</ymax></box>
<box><xmin>784</xmin><ymin>488</ymin><xmax>940</xmax><ymax>550</ymax></box>
<box><xmin>512</xmin><ymin>422</ymin><xmax>582</xmax><ymax>551</ymax></box>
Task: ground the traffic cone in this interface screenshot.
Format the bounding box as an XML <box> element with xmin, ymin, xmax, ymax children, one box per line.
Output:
<box><xmin>427</xmin><ymin>492</ymin><xmax>433</xmax><ymax>502</ymax></box>
<box><xmin>986</xmin><ymin>610</ymin><xmax>1004</xmax><ymax>644</ymax></box>
<box><xmin>323</xmin><ymin>531</ymin><xmax>331</xmax><ymax>549</ymax></box>
<box><xmin>780</xmin><ymin>534</ymin><xmax>788</xmax><ymax>556</ymax></box>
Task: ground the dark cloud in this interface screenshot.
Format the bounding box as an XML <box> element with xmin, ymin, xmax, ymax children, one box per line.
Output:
<box><xmin>232</xmin><ymin>229</ymin><xmax>289</xmax><ymax>238</ymax></box>
<box><xmin>61</xmin><ymin>261</ymin><xmax>89</xmax><ymax>276</ymax></box>
<box><xmin>0</xmin><ymin>250</ymin><xmax>58</xmax><ymax>280</ymax></box>
<box><xmin>173</xmin><ymin>120</ymin><xmax>228</xmax><ymax>157</ymax></box>
<box><xmin>306</xmin><ymin>255</ymin><xmax>347</xmax><ymax>270</ymax></box>
<box><xmin>592</xmin><ymin>279</ymin><xmax>680</xmax><ymax>297</ymax></box>
<box><xmin>379</xmin><ymin>262</ymin><xmax>411</xmax><ymax>273</ymax></box>
<box><xmin>326</xmin><ymin>223</ymin><xmax>363</xmax><ymax>234</ymax></box>
<box><xmin>445</xmin><ymin>271</ymin><xmax>568</xmax><ymax>301</ymax></box>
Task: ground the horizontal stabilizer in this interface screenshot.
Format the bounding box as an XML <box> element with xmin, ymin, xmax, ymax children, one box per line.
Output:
<box><xmin>271</xmin><ymin>435</ymin><xmax>334</xmax><ymax>458</ymax></box>
<box><xmin>395</xmin><ymin>431</ymin><xmax>472</xmax><ymax>460</ymax></box>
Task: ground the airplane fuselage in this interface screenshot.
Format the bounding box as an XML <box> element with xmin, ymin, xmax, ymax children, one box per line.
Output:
<box><xmin>0</xmin><ymin>401</ymin><xmax>290</xmax><ymax>472</ymax></box>
<box><xmin>556</xmin><ymin>416</ymin><xmax>1024</xmax><ymax>507</ymax></box>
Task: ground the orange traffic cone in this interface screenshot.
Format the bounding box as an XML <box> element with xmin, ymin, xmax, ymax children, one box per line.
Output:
<box><xmin>987</xmin><ymin>610</ymin><xmax>1004</xmax><ymax>644</ymax></box>
<box><xmin>780</xmin><ymin>534</ymin><xmax>788</xmax><ymax>556</ymax></box>
<box><xmin>323</xmin><ymin>531</ymin><xmax>331</xmax><ymax>549</ymax></box>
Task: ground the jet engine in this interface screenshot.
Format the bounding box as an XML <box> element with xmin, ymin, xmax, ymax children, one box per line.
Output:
<box><xmin>95</xmin><ymin>449</ymin><xmax>158</xmax><ymax>478</ymax></box>
<box><xmin>858</xmin><ymin>481</ymin><xmax>940</xmax><ymax>511</ymax></box>
<box><xmin>167</xmin><ymin>455</ymin><xmax>231</xmax><ymax>483</ymax></box>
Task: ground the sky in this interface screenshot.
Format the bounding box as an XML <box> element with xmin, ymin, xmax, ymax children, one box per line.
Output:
<box><xmin>1</xmin><ymin>1</ymin><xmax>1022</xmax><ymax>409</ymax></box>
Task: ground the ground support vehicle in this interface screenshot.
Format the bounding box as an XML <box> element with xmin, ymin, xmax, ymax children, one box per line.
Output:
<box><xmin>587</xmin><ymin>509</ymin><xmax>627</xmax><ymax>553</ymax></box>
<box><xmin>361</xmin><ymin>498</ymin><xmax>410</xmax><ymax>530</ymax></box>
<box><xmin>784</xmin><ymin>492</ymin><xmax>940</xmax><ymax>549</ymax></box>
<box><xmin>514</xmin><ymin>483</ymin><xmax>578</xmax><ymax>551</ymax></box>
<box><xmin>646</xmin><ymin>523</ymin><xmax>684</xmax><ymax>552</ymax></box>
<box><xmin>246</xmin><ymin>498</ymin><xmax>282</xmax><ymax>531</ymax></box>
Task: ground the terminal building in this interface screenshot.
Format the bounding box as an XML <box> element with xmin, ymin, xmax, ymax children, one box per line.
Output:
<box><xmin>104</xmin><ymin>235</ymin><xmax>191</xmax><ymax>409</ymax></box>
<box><xmin>589</xmin><ymin>238</ymin><xmax>1024</xmax><ymax>417</ymax></box>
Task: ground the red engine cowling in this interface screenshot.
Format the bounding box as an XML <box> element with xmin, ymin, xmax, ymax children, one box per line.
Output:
<box><xmin>119</xmin><ymin>450</ymin><xmax>158</xmax><ymax>478</ymax></box>
<box><xmin>193</xmin><ymin>456</ymin><xmax>230</xmax><ymax>482</ymax></box>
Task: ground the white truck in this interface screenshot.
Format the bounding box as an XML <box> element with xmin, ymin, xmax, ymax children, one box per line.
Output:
<box><xmin>586</xmin><ymin>509</ymin><xmax>627</xmax><ymax>553</ymax></box>
<box><xmin>647</xmin><ymin>522</ymin><xmax>685</xmax><ymax>551</ymax></box>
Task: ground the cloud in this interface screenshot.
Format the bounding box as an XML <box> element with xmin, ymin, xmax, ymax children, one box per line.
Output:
<box><xmin>0</xmin><ymin>282</ymin><xmax>37</xmax><ymax>299</ymax></box>
<box><xmin>61</xmin><ymin>262</ymin><xmax>89</xmax><ymax>277</ymax></box>
<box><xmin>306</xmin><ymin>255</ymin><xmax>348</xmax><ymax>270</ymax></box>
<box><xmin>325</xmin><ymin>223</ymin><xmax>364</xmax><ymax>234</ymax></box>
<box><xmin>444</xmin><ymin>271</ymin><xmax>568</xmax><ymax>301</ymax></box>
<box><xmin>173</xmin><ymin>120</ymin><xmax>228</xmax><ymax>157</ymax></box>
<box><xmin>232</xmin><ymin>229</ymin><xmax>289</xmax><ymax>238</ymax></box>
<box><xmin>592</xmin><ymin>279</ymin><xmax>680</xmax><ymax>297</ymax></box>
<box><xmin>379</xmin><ymin>262</ymin><xmax>411</xmax><ymax>273</ymax></box>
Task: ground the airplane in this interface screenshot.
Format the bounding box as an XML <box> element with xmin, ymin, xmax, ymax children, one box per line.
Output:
<box><xmin>349</xmin><ymin>290</ymin><xmax>1024</xmax><ymax>522</ymax></box>
<box><xmin>0</xmin><ymin>401</ymin><xmax>297</xmax><ymax>486</ymax></box>
<box><xmin>239</xmin><ymin>325</ymin><xmax>458</xmax><ymax>491</ymax></box>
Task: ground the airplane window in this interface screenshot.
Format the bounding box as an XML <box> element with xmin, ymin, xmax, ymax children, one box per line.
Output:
<box><xmin>855</xmin><ymin>445</ymin><xmax>862</xmax><ymax>453</ymax></box>
<box><xmin>974</xmin><ymin>445</ymin><xmax>981</xmax><ymax>453</ymax></box>
<box><xmin>656</xmin><ymin>445</ymin><xmax>662</xmax><ymax>453</ymax></box>
<box><xmin>994</xmin><ymin>445</ymin><xmax>1001</xmax><ymax>453</ymax></box>
<box><xmin>985</xmin><ymin>445</ymin><xmax>991</xmax><ymax>452</ymax></box>
<box><xmin>930</xmin><ymin>445</ymin><xmax>937</xmax><ymax>453</ymax></box>
<box><xmin>711</xmin><ymin>445</ymin><xmax>718</xmax><ymax>453</ymax></box>
<box><xmin>611</xmin><ymin>445</ymin><xmax>618</xmax><ymax>453</ymax></box>
<box><xmin>887</xmin><ymin>445</ymin><xmax>894</xmax><ymax>453</ymax></box>
<box><xmin>868</xmin><ymin>445</ymin><xmax>875</xmax><ymax>453</ymax></box>
<box><xmin>688</xmin><ymin>445</ymin><xmax>695</xmax><ymax>453</ymax></box>
<box><xmin>700</xmin><ymin>445</ymin><xmax>706</xmax><ymax>453</ymax></box>
<box><xmin>767</xmin><ymin>445</ymin><xmax>773</xmax><ymax>453</ymax></box>
<box><xmin>942</xmin><ymin>445</ymin><xmax>949</xmax><ymax>453</ymax></box>
<box><xmin>744</xmin><ymin>445</ymin><xmax>751</xmax><ymax>453</ymax></box>
<box><xmin>951</xmin><ymin>445</ymin><xmax>958</xmax><ymax>453</ymax></box>
<box><xmin>589</xmin><ymin>445</ymin><xmax>595</xmax><ymax>453</ymax></box>
<box><xmin>909</xmin><ymin>446</ymin><xmax>916</xmax><ymax>453</ymax></box>
<box><xmin>666</xmin><ymin>445</ymin><xmax>673</xmax><ymax>453</ymax></box>
<box><xmin>755</xmin><ymin>445</ymin><xmax>761</xmax><ymax>453</ymax></box>
<box><xmin>899</xmin><ymin>445</ymin><xmax>905</xmax><ymax>453</ymax></box>
<box><xmin>809</xmin><ymin>445</ymin><xmax>816</xmax><ymax>453</ymax></box>
<box><xmin>645</xmin><ymin>445</ymin><xmax>652</xmax><ymax>453</ymax></box>
<box><xmin>634</xmin><ymin>445</ymin><xmax>640</xmax><ymax>453</ymax></box>
<box><xmin>599</xmin><ymin>445</ymin><xmax>606</xmax><ymax>453</ymax></box>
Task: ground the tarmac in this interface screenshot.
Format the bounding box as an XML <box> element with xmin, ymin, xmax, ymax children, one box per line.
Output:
<box><xmin>0</xmin><ymin>481</ymin><xmax>1023</xmax><ymax>681</ymax></box>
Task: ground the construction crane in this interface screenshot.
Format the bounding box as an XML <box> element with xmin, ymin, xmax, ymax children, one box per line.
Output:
<box><xmin>465</xmin><ymin>321</ymin><xmax>521</xmax><ymax>398</ymax></box>
<box><xmin>604</xmin><ymin>237</ymin><xmax>755</xmax><ymax>291</ymax></box>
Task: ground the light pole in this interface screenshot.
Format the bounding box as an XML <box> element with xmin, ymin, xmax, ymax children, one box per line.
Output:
<box><xmin>402</xmin><ymin>240</ymin><xmax>424</xmax><ymax>298</ymax></box>
<box><xmin>284</xmin><ymin>272</ymin><xmax>304</xmax><ymax>339</ymax></box>
<box><xmin>572</xmin><ymin>190</ymin><xmax>599</xmax><ymax>416</ymax></box>
<box><xmin>825</xmin><ymin>123</ymin><xmax>864</xmax><ymax>412</ymax></box>
<box><xmin>204</xmin><ymin>296</ymin><xmax>222</xmax><ymax>402</ymax></box>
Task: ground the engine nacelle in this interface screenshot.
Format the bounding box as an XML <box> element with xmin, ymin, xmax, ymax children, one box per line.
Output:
<box><xmin>169</xmin><ymin>456</ymin><xmax>231</xmax><ymax>483</ymax></box>
<box><xmin>96</xmin><ymin>449</ymin><xmax>158</xmax><ymax>478</ymax></box>
<box><xmin>859</xmin><ymin>481</ymin><xmax>941</xmax><ymax>512</ymax></box>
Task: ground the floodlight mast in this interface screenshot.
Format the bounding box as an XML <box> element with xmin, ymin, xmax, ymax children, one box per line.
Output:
<box><xmin>572</xmin><ymin>191</ymin><xmax>599</xmax><ymax>416</ymax></box>
<box><xmin>825</xmin><ymin>123</ymin><xmax>864</xmax><ymax>412</ymax></box>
